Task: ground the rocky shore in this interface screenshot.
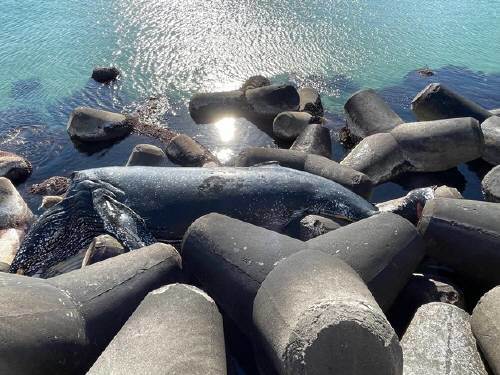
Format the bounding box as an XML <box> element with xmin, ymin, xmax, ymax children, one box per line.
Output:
<box><xmin>1</xmin><ymin>70</ymin><xmax>500</xmax><ymax>374</ymax></box>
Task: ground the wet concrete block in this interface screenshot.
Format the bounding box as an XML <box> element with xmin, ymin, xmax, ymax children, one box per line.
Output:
<box><xmin>290</xmin><ymin>123</ymin><xmax>332</xmax><ymax>157</ymax></box>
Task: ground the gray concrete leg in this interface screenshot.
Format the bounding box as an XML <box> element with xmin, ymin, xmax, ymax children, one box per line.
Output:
<box><xmin>481</xmin><ymin>115</ymin><xmax>500</xmax><ymax>165</ymax></box>
<box><xmin>126</xmin><ymin>144</ymin><xmax>166</xmax><ymax>166</ymax></box>
<box><xmin>165</xmin><ymin>133</ymin><xmax>220</xmax><ymax>166</ymax></box>
<box><xmin>246</xmin><ymin>84</ymin><xmax>300</xmax><ymax>119</ymax></box>
<box><xmin>188</xmin><ymin>90</ymin><xmax>245</xmax><ymax>124</ymax></box>
<box><xmin>482</xmin><ymin>164</ymin><xmax>500</xmax><ymax>202</ymax></box>
<box><xmin>298</xmin><ymin>87</ymin><xmax>324</xmax><ymax>116</ymax></box>
<box><xmin>272</xmin><ymin>111</ymin><xmax>314</xmax><ymax>141</ymax></box>
<box><xmin>290</xmin><ymin>123</ymin><xmax>332</xmax><ymax>157</ymax></box>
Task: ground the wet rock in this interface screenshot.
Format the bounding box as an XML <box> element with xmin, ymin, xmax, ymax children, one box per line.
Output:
<box><xmin>240</xmin><ymin>75</ymin><xmax>271</xmax><ymax>91</ymax></box>
<box><xmin>165</xmin><ymin>134</ymin><xmax>220</xmax><ymax>167</ymax></box>
<box><xmin>0</xmin><ymin>177</ymin><xmax>33</xmax><ymax>229</ymax></box>
<box><xmin>39</xmin><ymin>195</ymin><xmax>64</xmax><ymax>211</ymax></box>
<box><xmin>298</xmin><ymin>87</ymin><xmax>324</xmax><ymax>116</ymax></box>
<box><xmin>411</xmin><ymin>83</ymin><xmax>493</xmax><ymax>122</ymax></box>
<box><xmin>91</xmin><ymin>67</ymin><xmax>120</xmax><ymax>83</ymax></box>
<box><xmin>253</xmin><ymin>250</ymin><xmax>403</xmax><ymax>375</ymax></box>
<box><xmin>0</xmin><ymin>228</ymin><xmax>24</xmax><ymax>266</ymax></box>
<box><xmin>125</xmin><ymin>144</ymin><xmax>166</xmax><ymax>167</ymax></box>
<box><xmin>272</xmin><ymin>111</ymin><xmax>316</xmax><ymax>142</ymax></box>
<box><xmin>472</xmin><ymin>286</ymin><xmax>500</xmax><ymax>375</ymax></box>
<box><xmin>482</xmin><ymin>165</ymin><xmax>500</xmax><ymax>202</ymax></box>
<box><xmin>344</xmin><ymin>89</ymin><xmax>404</xmax><ymax>139</ymax></box>
<box><xmin>480</xmin><ymin>115</ymin><xmax>500</xmax><ymax>165</ymax></box>
<box><xmin>290</xmin><ymin>123</ymin><xmax>332</xmax><ymax>157</ymax></box>
<box><xmin>0</xmin><ymin>151</ymin><xmax>32</xmax><ymax>183</ymax></box>
<box><xmin>67</xmin><ymin>107</ymin><xmax>134</xmax><ymax>142</ymax></box>
<box><xmin>245</xmin><ymin>84</ymin><xmax>300</xmax><ymax>120</ymax></box>
<box><xmin>0</xmin><ymin>243</ymin><xmax>182</xmax><ymax>374</ymax></box>
<box><xmin>402</xmin><ymin>303</ymin><xmax>487</xmax><ymax>375</ymax></box>
<box><xmin>298</xmin><ymin>214</ymin><xmax>340</xmax><ymax>240</ymax></box>
<box><xmin>418</xmin><ymin>198</ymin><xmax>500</xmax><ymax>286</ymax></box>
<box><xmin>341</xmin><ymin>117</ymin><xmax>483</xmax><ymax>184</ymax></box>
<box><xmin>82</xmin><ymin>234</ymin><xmax>125</xmax><ymax>267</ymax></box>
<box><xmin>29</xmin><ymin>176</ymin><xmax>70</xmax><ymax>196</ymax></box>
<box><xmin>88</xmin><ymin>284</ymin><xmax>227</xmax><ymax>374</ymax></box>
<box><xmin>189</xmin><ymin>90</ymin><xmax>245</xmax><ymax>124</ymax></box>
<box><xmin>181</xmin><ymin>212</ymin><xmax>424</xmax><ymax>334</ymax></box>
<box><xmin>233</xmin><ymin>147</ymin><xmax>373</xmax><ymax>197</ymax></box>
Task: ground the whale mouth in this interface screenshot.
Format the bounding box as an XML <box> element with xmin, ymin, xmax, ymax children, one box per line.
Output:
<box><xmin>9</xmin><ymin>179</ymin><xmax>155</xmax><ymax>276</ymax></box>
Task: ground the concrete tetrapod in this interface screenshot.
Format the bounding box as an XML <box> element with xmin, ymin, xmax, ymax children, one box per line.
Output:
<box><xmin>402</xmin><ymin>303</ymin><xmax>487</xmax><ymax>375</ymax></box>
<box><xmin>233</xmin><ymin>147</ymin><xmax>373</xmax><ymax>197</ymax></box>
<box><xmin>411</xmin><ymin>83</ymin><xmax>493</xmax><ymax>122</ymax></box>
<box><xmin>272</xmin><ymin>111</ymin><xmax>320</xmax><ymax>142</ymax></box>
<box><xmin>481</xmin><ymin>165</ymin><xmax>500</xmax><ymax>202</ymax></box>
<box><xmin>181</xmin><ymin>212</ymin><xmax>424</xmax><ymax>334</ymax></box>
<box><xmin>298</xmin><ymin>87</ymin><xmax>324</xmax><ymax>116</ymax></box>
<box><xmin>126</xmin><ymin>144</ymin><xmax>166</xmax><ymax>166</ymax></box>
<box><xmin>166</xmin><ymin>133</ymin><xmax>220</xmax><ymax>167</ymax></box>
<box><xmin>88</xmin><ymin>284</ymin><xmax>227</xmax><ymax>375</ymax></box>
<box><xmin>418</xmin><ymin>198</ymin><xmax>500</xmax><ymax>286</ymax></box>
<box><xmin>341</xmin><ymin>117</ymin><xmax>483</xmax><ymax>184</ymax></box>
<box><xmin>253</xmin><ymin>250</ymin><xmax>403</xmax><ymax>375</ymax></box>
<box><xmin>481</xmin><ymin>115</ymin><xmax>500</xmax><ymax>165</ymax></box>
<box><xmin>0</xmin><ymin>243</ymin><xmax>182</xmax><ymax>374</ymax></box>
<box><xmin>344</xmin><ymin>88</ymin><xmax>404</xmax><ymax>139</ymax></box>
<box><xmin>290</xmin><ymin>123</ymin><xmax>332</xmax><ymax>157</ymax></box>
<box><xmin>472</xmin><ymin>286</ymin><xmax>500</xmax><ymax>375</ymax></box>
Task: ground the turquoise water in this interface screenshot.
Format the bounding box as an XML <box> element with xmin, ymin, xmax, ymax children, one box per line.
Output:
<box><xmin>0</xmin><ymin>0</ymin><xmax>499</xmax><ymax>207</ymax></box>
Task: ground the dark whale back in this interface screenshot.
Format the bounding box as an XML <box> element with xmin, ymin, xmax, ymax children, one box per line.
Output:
<box><xmin>73</xmin><ymin>166</ymin><xmax>376</xmax><ymax>240</ymax></box>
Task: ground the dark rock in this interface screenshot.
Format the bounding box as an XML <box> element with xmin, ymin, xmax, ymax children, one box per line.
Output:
<box><xmin>240</xmin><ymin>75</ymin><xmax>271</xmax><ymax>91</ymax></box>
<box><xmin>91</xmin><ymin>67</ymin><xmax>120</xmax><ymax>83</ymax></box>
<box><xmin>472</xmin><ymin>286</ymin><xmax>500</xmax><ymax>375</ymax></box>
<box><xmin>29</xmin><ymin>176</ymin><xmax>70</xmax><ymax>196</ymax></box>
<box><xmin>165</xmin><ymin>134</ymin><xmax>220</xmax><ymax>167</ymax></box>
<box><xmin>0</xmin><ymin>151</ymin><xmax>32</xmax><ymax>183</ymax></box>
<box><xmin>411</xmin><ymin>83</ymin><xmax>493</xmax><ymax>122</ymax></box>
<box><xmin>298</xmin><ymin>214</ymin><xmax>340</xmax><ymax>240</ymax></box>
<box><xmin>67</xmin><ymin>107</ymin><xmax>134</xmax><ymax>142</ymax></box>
<box><xmin>290</xmin><ymin>123</ymin><xmax>332</xmax><ymax>157</ymax></box>
<box><xmin>344</xmin><ymin>89</ymin><xmax>404</xmax><ymax>139</ymax></box>
<box><xmin>402</xmin><ymin>303</ymin><xmax>487</xmax><ymax>375</ymax></box>
<box><xmin>253</xmin><ymin>250</ymin><xmax>403</xmax><ymax>375</ymax></box>
<box><xmin>88</xmin><ymin>284</ymin><xmax>227</xmax><ymax>374</ymax></box>
<box><xmin>298</xmin><ymin>87</ymin><xmax>324</xmax><ymax>116</ymax></box>
<box><xmin>125</xmin><ymin>144</ymin><xmax>166</xmax><ymax>167</ymax></box>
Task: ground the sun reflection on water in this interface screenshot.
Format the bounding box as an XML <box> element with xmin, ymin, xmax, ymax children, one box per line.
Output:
<box><xmin>214</xmin><ymin>117</ymin><xmax>236</xmax><ymax>143</ymax></box>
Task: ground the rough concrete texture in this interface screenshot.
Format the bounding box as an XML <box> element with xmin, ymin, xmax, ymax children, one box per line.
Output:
<box><xmin>481</xmin><ymin>115</ymin><xmax>500</xmax><ymax>165</ymax></box>
<box><xmin>88</xmin><ymin>284</ymin><xmax>227</xmax><ymax>375</ymax></box>
<box><xmin>253</xmin><ymin>250</ymin><xmax>403</xmax><ymax>375</ymax></box>
<box><xmin>472</xmin><ymin>286</ymin><xmax>500</xmax><ymax>375</ymax></box>
<box><xmin>272</xmin><ymin>111</ymin><xmax>314</xmax><ymax>141</ymax></box>
<box><xmin>340</xmin><ymin>132</ymin><xmax>407</xmax><ymax>184</ymax></box>
<box><xmin>298</xmin><ymin>214</ymin><xmax>341</xmax><ymax>240</ymax></box>
<box><xmin>0</xmin><ymin>243</ymin><xmax>182</xmax><ymax>374</ymax></box>
<box><xmin>67</xmin><ymin>107</ymin><xmax>133</xmax><ymax>142</ymax></box>
<box><xmin>290</xmin><ymin>123</ymin><xmax>332</xmax><ymax>157</ymax></box>
<box><xmin>411</xmin><ymin>83</ymin><xmax>493</xmax><ymax>122</ymax></box>
<box><xmin>126</xmin><ymin>144</ymin><xmax>166</xmax><ymax>166</ymax></box>
<box><xmin>344</xmin><ymin>89</ymin><xmax>404</xmax><ymax>139</ymax></box>
<box><xmin>165</xmin><ymin>134</ymin><xmax>220</xmax><ymax>167</ymax></box>
<box><xmin>298</xmin><ymin>87</ymin><xmax>324</xmax><ymax>116</ymax></box>
<box><xmin>418</xmin><ymin>198</ymin><xmax>500</xmax><ymax>285</ymax></box>
<box><xmin>402</xmin><ymin>302</ymin><xmax>487</xmax><ymax>375</ymax></box>
<box><xmin>482</xmin><ymin>165</ymin><xmax>500</xmax><ymax>202</ymax></box>
<box><xmin>0</xmin><ymin>177</ymin><xmax>33</xmax><ymax>229</ymax></box>
<box><xmin>233</xmin><ymin>147</ymin><xmax>373</xmax><ymax>197</ymax></box>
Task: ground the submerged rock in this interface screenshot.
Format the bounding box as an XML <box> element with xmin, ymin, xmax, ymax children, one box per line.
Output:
<box><xmin>67</xmin><ymin>107</ymin><xmax>134</xmax><ymax>142</ymax></box>
<box><xmin>402</xmin><ymin>303</ymin><xmax>487</xmax><ymax>375</ymax></box>
<box><xmin>88</xmin><ymin>284</ymin><xmax>227</xmax><ymax>374</ymax></box>
<box><xmin>91</xmin><ymin>67</ymin><xmax>120</xmax><ymax>83</ymax></box>
<box><xmin>165</xmin><ymin>134</ymin><xmax>220</xmax><ymax>167</ymax></box>
<box><xmin>0</xmin><ymin>151</ymin><xmax>32</xmax><ymax>183</ymax></box>
<box><xmin>29</xmin><ymin>176</ymin><xmax>70</xmax><ymax>196</ymax></box>
<box><xmin>126</xmin><ymin>144</ymin><xmax>166</xmax><ymax>167</ymax></box>
<box><xmin>298</xmin><ymin>87</ymin><xmax>324</xmax><ymax>116</ymax></box>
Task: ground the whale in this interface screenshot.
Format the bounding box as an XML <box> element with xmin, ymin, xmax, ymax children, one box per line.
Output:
<box><xmin>10</xmin><ymin>166</ymin><xmax>377</xmax><ymax>275</ymax></box>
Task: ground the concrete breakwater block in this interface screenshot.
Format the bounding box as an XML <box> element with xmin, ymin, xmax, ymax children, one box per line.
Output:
<box><xmin>189</xmin><ymin>84</ymin><xmax>299</xmax><ymax>124</ymax></box>
<box><xmin>491</xmin><ymin>108</ymin><xmax>500</xmax><ymax>115</ymax></box>
<box><xmin>272</xmin><ymin>111</ymin><xmax>319</xmax><ymax>142</ymax></box>
<box><xmin>0</xmin><ymin>150</ymin><xmax>32</xmax><ymax>183</ymax></box>
<box><xmin>67</xmin><ymin>107</ymin><xmax>134</xmax><ymax>142</ymax></box>
<box><xmin>481</xmin><ymin>115</ymin><xmax>500</xmax><ymax>165</ymax></box>
<box><xmin>341</xmin><ymin>117</ymin><xmax>483</xmax><ymax>184</ymax></box>
<box><xmin>253</xmin><ymin>250</ymin><xmax>403</xmax><ymax>375</ymax></box>
<box><xmin>126</xmin><ymin>144</ymin><xmax>166</xmax><ymax>167</ymax></box>
<box><xmin>165</xmin><ymin>133</ymin><xmax>220</xmax><ymax>167</ymax></box>
<box><xmin>298</xmin><ymin>214</ymin><xmax>341</xmax><ymax>240</ymax></box>
<box><xmin>411</xmin><ymin>83</ymin><xmax>493</xmax><ymax>122</ymax></box>
<box><xmin>418</xmin><ymin>198</ymin><xmax>500</xmax><ymax>286</ymax></box>
<box><xmin>88</xmin><ymin>284</ymin><xmax>227</xmax><ymax>374</ymax></box>
<box><xmin>482</xmin><ymin>164</ymin><xmax>500</xmax><ymax>202</ymax></box>
<box><xmin>344</xmin><ymin>89</ymin><xmax>404</xmax><ymax>139</ymax></box>
<box><xmin>0</xmin><ymin>177</ymin><xmax>33</xmax><ymax>230</ymax></box>
<box><xmin>472</xmin><ymin>286</ymin><xmax>500</xmax><ymax>375</ymax></box>
<box><xmin>290</xmin><ymin>123</ymin><xmax>332</xmax><ymax>157</ymax></box>
<box><xmin>0</xmin><ymin>243</ymin><xmax>182</xmax><ymax>374</ymax></box>
<box><xmin>402</xmin><ymin>303</ymin><xmax>487</xmax><ymax>375</ymax></box>
<box><xmin>233</xmin><ymin>147</ymin><xmax>373</xmax><ymax>197</ymax></box>
<box><xmin>181</xmin><ymin>212</ymin><xmax>423</xmax><ymax>334</ymax></box>
<box><xmin>298</xmin><ymin>87</ymin><xmax>324</xmax><ymax>116</ymax></box>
